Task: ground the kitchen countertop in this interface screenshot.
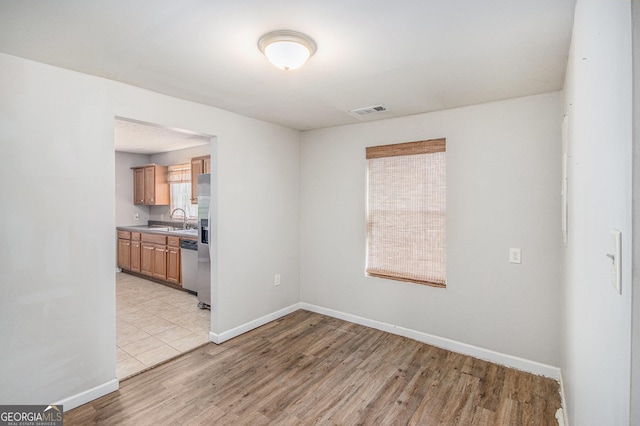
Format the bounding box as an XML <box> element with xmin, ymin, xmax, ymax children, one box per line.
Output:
<box><xmin>117</xmin><ymin>224</ymin><xmax>198</xmax><ymax>239</ymax></box>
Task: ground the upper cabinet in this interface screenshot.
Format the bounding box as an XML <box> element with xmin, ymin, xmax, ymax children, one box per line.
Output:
<box><xmin>132</xmin><ymin>164</ymin><xmax>170</xmax><ymax>205</ymax></box>
<box><xmin>133</xmin><ymin>168</ymin><xmax>145</xmax><ymax>204</ymax></box>
<box><xmin>190</xmin><ymin>155</ymin><xmax>211</xmax><ymax>204</ymax></box>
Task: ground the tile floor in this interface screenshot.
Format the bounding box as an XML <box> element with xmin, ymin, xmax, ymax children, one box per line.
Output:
<box><xmin>116</xmin><ymin>272</ymin><xmax>210</xmax><ymax>379</ymax></box>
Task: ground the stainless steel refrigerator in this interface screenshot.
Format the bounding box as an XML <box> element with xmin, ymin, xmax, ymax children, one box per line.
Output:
<box><xmin>196</xmin><ymin>173</ymin><xmax>211</xmax><ymax>309</ymax></box>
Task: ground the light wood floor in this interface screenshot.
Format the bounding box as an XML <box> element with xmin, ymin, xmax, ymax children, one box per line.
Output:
<box><xmin>66</xmin><ymin>310</ymin><xmax>561</xmax><ymax>425</ymax></box>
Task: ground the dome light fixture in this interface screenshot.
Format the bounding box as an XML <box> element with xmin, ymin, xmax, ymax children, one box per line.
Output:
<box><xmin>258</xmin><ymin>30</ymin><xmax>317</xmax><ymax>71</ymax></box>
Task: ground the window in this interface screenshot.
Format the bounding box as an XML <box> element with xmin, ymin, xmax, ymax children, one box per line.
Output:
<box><xmin>365</xmin><ymin>139</ymin><xmax>446</xmax><ymax>287</ymax></box>
<box><xmin>168</xmin><ymin>164</ymin><xmax>198</xmax><ymax>220</ymax></box>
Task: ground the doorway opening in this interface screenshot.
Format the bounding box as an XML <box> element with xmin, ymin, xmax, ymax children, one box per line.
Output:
<box><xmin>114</xmin><ymin>117</ymin><xmax>214</xmax><ymax>379</ymax></box>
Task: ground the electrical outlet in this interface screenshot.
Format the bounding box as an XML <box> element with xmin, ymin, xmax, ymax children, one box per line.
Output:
<box><xmin>274</xmin><ymin>274</ymin><xmax>281</xmax><ymax>286</ymax></box>
<box><xmin>134</xmin><ymin>212</ymin><xmax>140</xmax><ymax>221</ymax></box>
<box><xmin>509</xmin><ymin>248</ymin><xmax>521</xmax><ymax>264</ymax></box>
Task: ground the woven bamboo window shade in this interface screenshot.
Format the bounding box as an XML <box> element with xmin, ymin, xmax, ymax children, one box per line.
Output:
<box><xmin>167</xmin><ymin>164</ymin><xmax>191</xmax><ymax>184</ymax></box>
<box><xmin>365</xmin><ymin>139</ymin><xmax>446</xmax><ymax>287</ymax></box>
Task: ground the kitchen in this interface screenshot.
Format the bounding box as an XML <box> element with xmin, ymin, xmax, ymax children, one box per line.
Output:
<box><xmin>114</xmin><ymin>117</ymin><xmax>214</xmax><ymax>378</ymax></box>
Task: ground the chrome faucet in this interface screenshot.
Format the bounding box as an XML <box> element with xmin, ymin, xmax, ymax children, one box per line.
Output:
<box><xmin>170</xmin><ymin>208</ymin><xmax>188</xmax><ymax>229</ymax></box>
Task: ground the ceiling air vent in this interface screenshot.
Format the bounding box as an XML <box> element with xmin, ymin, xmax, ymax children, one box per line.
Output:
<box><xmin>349</xmin><ymin>104</ymin><xmax>389</xmax><ymax>117</ymax></box>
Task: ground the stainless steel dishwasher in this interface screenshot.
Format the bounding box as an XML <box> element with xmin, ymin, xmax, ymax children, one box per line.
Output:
<box><xmin>180</xmin><ymin>239</ymin><xmax>198</xmax><ymax>294</ymax></box>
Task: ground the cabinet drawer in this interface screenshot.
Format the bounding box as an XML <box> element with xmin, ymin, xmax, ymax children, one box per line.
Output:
<box><xmin>131</xmin><ymin>232</ymin><xmax>141</xmax><ymax>241</ymax></box>
<box><xmin>168</xmin><ymin>236</ymin><xmax>180</xmax><ymax>247</ymax></box>
<box><xmin>117</xmin><ymin>230</ymin><xmax>131</xmax><ymax>240</ymax></box>
<box><xmin>141</xmin><ymin>233</ymin><xmax>167</xmax><ymax>245</ymax></box>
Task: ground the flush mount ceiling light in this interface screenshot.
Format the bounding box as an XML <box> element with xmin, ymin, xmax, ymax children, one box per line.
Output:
<box><xmin>258</xmin><ymin>30</ymin><xmax>317</xmax><ymax>71</ymax></box>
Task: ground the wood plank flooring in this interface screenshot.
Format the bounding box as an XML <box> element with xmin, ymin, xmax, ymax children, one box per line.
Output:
<box><xmin>65</xmin><ymin>310</ymin><xmax>561</xmax><ymax>425</ymax></box>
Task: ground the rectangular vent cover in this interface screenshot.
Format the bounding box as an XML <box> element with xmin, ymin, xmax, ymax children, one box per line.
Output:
<box><xmin>350</xmin><ymin>105</ymin><xmax>389</xmax><ymax>117</ymax></box>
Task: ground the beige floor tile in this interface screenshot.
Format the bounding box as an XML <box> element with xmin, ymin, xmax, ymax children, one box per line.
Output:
<box><xmin>116</xmin><ymin>272</ymin><xmax>210</xmax><ymax>373</ymax></box>
<box><xmin>135</xmin><ymin>316</ymin><xmax>176</xmax><ymax>335</ymax></box>
<box><xmin>116</xmin><ymin>347</ymin><xmax>131</xmax><ymax>362</ymax></box>
<box><xmin>171</xmin><ymin>300</ymin><xmax>200</xmax><ymax>311</ymax></box>
<box><xmin>182</xmin><ymin>319</ymin><xmax>210</xmax><ymax>335</ymax></box>
<box><xmin>116</xmin><ymin>357</ymin><xmax>147</xmax><ymax>379</ymax></box>
<box><xmin>154</xmin><ymin>305</ymin><xmax>185</xmax><ymax>319</ymax></box>
<box><xmin>120</xmin><ymin>295</ymin><xmax>151</xmax><ymax>306</ymax></box>
<box><xmin>170</xmin><ymin>312</ymin><xmax>204</xmax><ymax>325</ymax></box>
<box><xmin>116</xmin><ymin>305</ymin><xmax>145</xmax><ymax>315</ymax></box>
<box><xmin>168</xmin><ymin>332</ymin><xmax>211</xmax><ymax>352</ymax></box>
<box><xmin>121</xmin><ymin>335</ymin><xmax>166</xmax><ymax>357</ymax></box>
<box><xmin>117</xmin><ymin>321</ymin><xmax>138</xmax><ymax>334</ymax></box>
<box><xmin>119</xmin><ymin>309</ymin><xmax>156</xmax><ymax>323</ymax></box>
<box><xmin>137</xmin><ymin>298</ymin><xmax>165</xmax><ymax>309</ymax></box>
<box><xmin>116</xmin><ymin>327</ymin><xmax>150</xmax><ymax>347</ymax></box>
<box><xmin>195</xmin><ymin>309</ymin><xmax>210</xmax><ymax>318</ymax></box>
<box><xmin>153</xmin><ymin>325</ymin><xmax>194</xmax><ymax>344</ymax></box>
<box><xmin>135</xmin><ymin>345</ymin><xmax>181</xmax><ymax>366</ymax></box>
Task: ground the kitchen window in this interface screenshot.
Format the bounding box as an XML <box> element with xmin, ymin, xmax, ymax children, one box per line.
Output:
<box><xmin>168</xmin><ymin>164</ymin><xmax>198</xmax><ymax>220</ymax></box>
<box><xmin>365</xmin><ymin>139</ymin><xmax>446</xmax><ymax>287</ymax></box>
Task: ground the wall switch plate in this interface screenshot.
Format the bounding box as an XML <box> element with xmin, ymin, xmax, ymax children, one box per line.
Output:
<box><xmin>609</xmin><ymin>229</ymin><xmax>622</xmax><ymax>294</ymax></box>
<box><xmin>274</xmin><ymin>274</ymin><xmax>281</xmax><ymax>286</ymax></box>
<box><xmin>509</xmin><ymin>248</ymin><xmax>522</xmax><ymax>264</ymax></box>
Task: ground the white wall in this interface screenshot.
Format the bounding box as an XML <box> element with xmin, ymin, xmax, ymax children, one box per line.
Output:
<box><xmin>301</xmin><ymin>92</ymin><xmax>563</xmax><ymax>367</ymax></box>
<box><xmin>562</xmin><ymin>0</ymin><xmax>633</xmax><ymax>425</ymax></box>
<box><xmin>115</xmin><ymin>151</ymin><xmax>150</xmax><ymax>226</ymax></box>
<box><xmin>0</xmin><ymin>52</ymin><xmax>301</xmax><ymax>406</ymax></box>
<box><xmin>632</xmin><ymin>1</ymin><xmax>640</xmax><ymax>423</ymax></box>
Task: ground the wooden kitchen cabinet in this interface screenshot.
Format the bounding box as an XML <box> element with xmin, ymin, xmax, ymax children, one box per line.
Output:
<box><xmin>166</xmin><ymin>237</ymin><xmax>181</xmax><ymax>285</ymax></box>
<box><xmin>190</xmin><ymin>155</ymin><xmax>211</xmax><ymax>203</ymax></box>
<box><xmin>133</xmin><ymin>168</ymin><xmax>145</xmax><ymax>204</ymax></box>
<box><xmin>141</xmin><ymin>233</ymin><xmax>166</xmax><ymax>279</ymax></box>
<box><xmin>132</xmin><ymin>164</ymin><xmax>170</xmax><ymax>205</ymax></box>
<box><xmin>117</xmin><ymin>238</ymin><xmax>131</xmax><ymax>270</ymax></box>
<box><xmin>130</xmin><ymin>240</ymin><xmax>141</xmax><ymax>273</ymax></box>
<box><xmin>140</xmin><ymin>242</ymin><xmax>166</xmax><ymax>279</ymax></box>
<box><xmin>151</xmin><ymin>244</ymin><xmax>167</xmax><ymax>280</ymax></box>
<box><xmin>119</xmin><ymin>229</ymin><xmax>183</xmax><ymax>288</ymax></box>
<box><xmin>140</xmin><ymin>242</ymin><xmax>155</xmax><ymax>276</ymax></box>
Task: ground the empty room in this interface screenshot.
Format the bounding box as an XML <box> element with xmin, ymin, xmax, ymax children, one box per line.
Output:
<box><xmin>0</xmin><ymin>1</ymin><xmax>637</xmax><ymax>425</ymax></box>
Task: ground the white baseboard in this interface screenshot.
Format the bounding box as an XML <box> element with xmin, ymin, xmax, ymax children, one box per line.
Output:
<box><xmin>209</xmin><ymin>303</ymin><xmax>301</xmax><ymax>344</ymax></box>
<box><xmin>557</xmin><ymin>371</ymin><xmax>569</xmax><ymax>426</ymax></box>
<box><xmin>299</xmin><ymin>302</ymin><xmax>562</xmax><ymax>380</ymax></box>
<box><xmin>60</xmin><ymin>304</ymin><xmax>565</xmax><ymax>417</ymax></box>
<box><xmin>53</xmin><ymin>378</ymin><xmax>119</xmax><ymax>411</ymax></box>
<box><xmin>60</xmin><ymin>303</ymin><xmax>565</xmax><ymax>414</ymax></box>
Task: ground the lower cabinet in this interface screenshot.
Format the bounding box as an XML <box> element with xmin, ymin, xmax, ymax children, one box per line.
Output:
<box><xmin>118</xmin><ymin>229</ymin><xmax>182</xmax><ymax>287</ymax></box>
<box><xmin>117</xmin><ymin>238</ymin><xmax>131</xmax><ymax>270</ymax></box>
<box><xmin>140</xmin><ymin>242</ymin><xmax>155</xmax><ymax>276</ymax></box>
<box><xmin>151</xmin><ymin>244</ymin><xmax>167</xmax><ymax>280</ymax></box>
<box><xmin>141</xmin><ymin>243</ymin><xmax>166</xmax><ymax>280</ymax></box>
<box><xmin>131</xmin><ymin>240</ymin><xmax>141</xmax><ymax>273</ymax></box>
<box><xmin>166</xmin><ymin>237</ymin><xmax>181</xmax><ymax>285</ymax></box>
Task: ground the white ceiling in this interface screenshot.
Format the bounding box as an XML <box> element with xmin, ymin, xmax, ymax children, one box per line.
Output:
<box><xmin>0</xmin><ymin>0</ymin><xmax>575</xmax><ymax>135</ymax></box>
<box><xmin>114</xmin><ymin>118</ymin><xmax>211</xmax><ymax>154</ymax></box>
